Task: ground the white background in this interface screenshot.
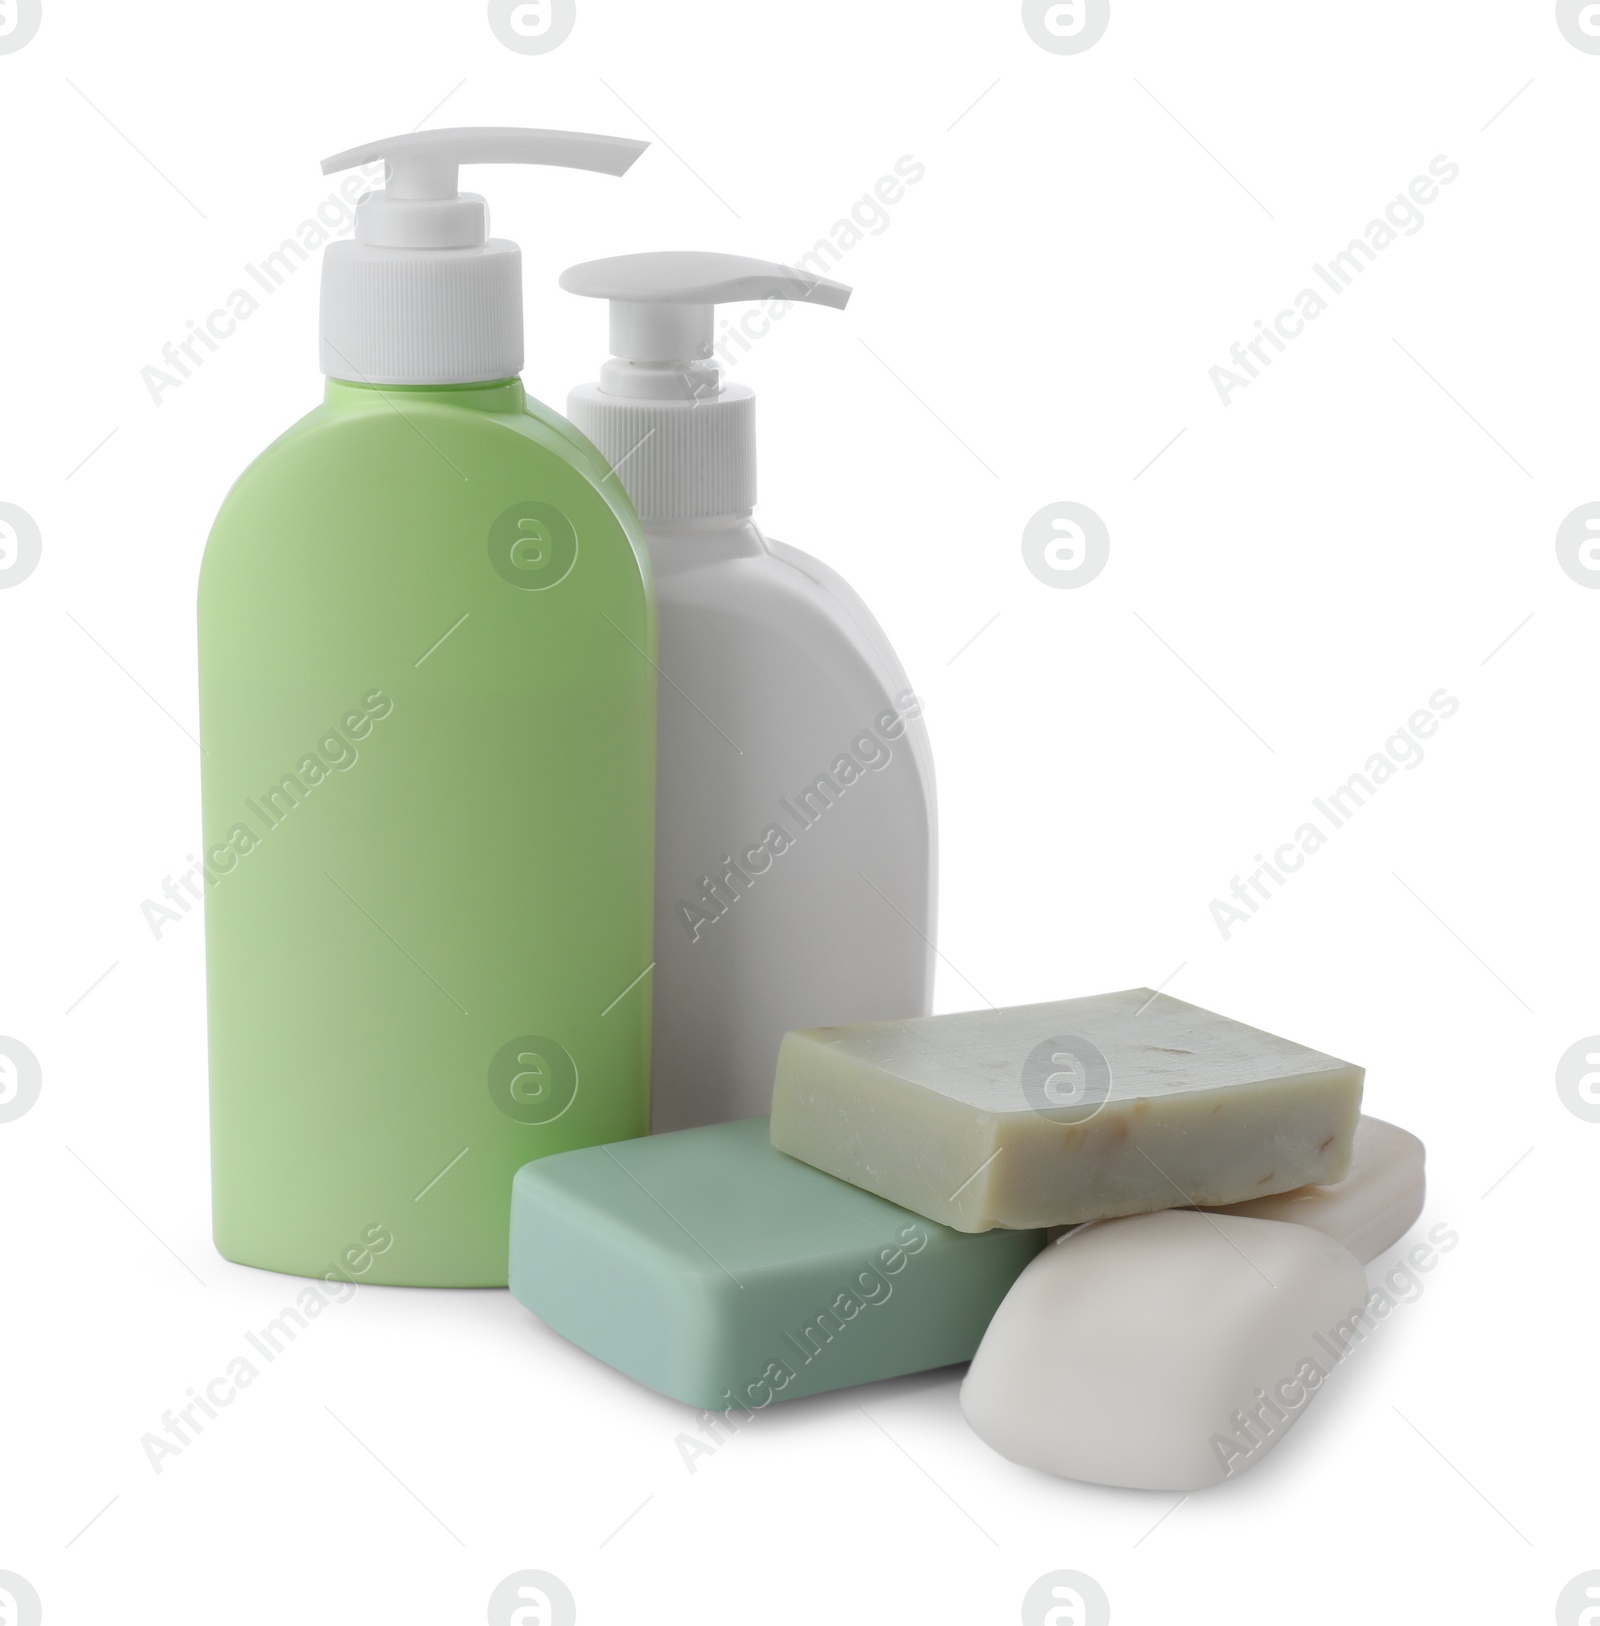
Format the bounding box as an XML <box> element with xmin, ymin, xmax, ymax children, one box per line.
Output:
<box><xmin>0</xmin><ymin>2</ymin><xmax>1594</xmax><ymax>1622</ymax></box>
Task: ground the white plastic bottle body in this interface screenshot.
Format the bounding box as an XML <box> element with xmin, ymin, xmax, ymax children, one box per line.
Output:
<box><xmin>647</xmin><ymin>520</ymin><xmax>936</xmax><ymax>1133</ymax></box>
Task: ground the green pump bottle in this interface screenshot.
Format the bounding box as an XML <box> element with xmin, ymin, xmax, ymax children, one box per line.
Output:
<box><xmin>198</xmin><ymin>129</ymin><xmax>657</xmax><ymax>1287</ymax></box>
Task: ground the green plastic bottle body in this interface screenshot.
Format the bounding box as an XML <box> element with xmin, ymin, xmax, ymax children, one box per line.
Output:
<box><xmin>199</xmin><ymin>379</ymin><xmax>655</xmax><ymax>1287</ymax></box>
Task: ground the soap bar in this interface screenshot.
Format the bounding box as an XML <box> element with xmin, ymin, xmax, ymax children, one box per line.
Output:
<box><xmin>770</xmin><ymin>989</ymin><xmax>1363</xmax><ymax>1232</ymax></box>
<box><xmin>960</xmin><ymin>1209</ymin><xmax>1369</xmax><ymax>1489</ymax></box>
<box><xmin>508</xmin><ymin>1117</ymin><xmax>1043</xmax><ymax>1409</ymax></box>
<box><xmin>1206</xmin><ymin>1114</ymin><xmax>1424</xmax><ymax>1264</ymax></box>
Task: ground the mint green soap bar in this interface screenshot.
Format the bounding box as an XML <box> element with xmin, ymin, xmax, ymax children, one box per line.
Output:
<box><xmin>509</xmin><ymin>1117</ymin><xmax>1045</xmax><ymax>1409</ymax></box>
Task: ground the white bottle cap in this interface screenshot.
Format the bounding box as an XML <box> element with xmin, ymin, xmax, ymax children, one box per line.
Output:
<box><xmin>319</xmin><ymin>128</ymin><xmax>648</xmax><ymax>387</ymax></box>
<box><xmin>561</xmin><ymin>252</ymin><xmax>850</xmax><ymax>521</ymax></box>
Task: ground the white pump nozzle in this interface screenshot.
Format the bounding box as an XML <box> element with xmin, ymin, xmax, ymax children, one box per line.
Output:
<box><xmin>318</xmin><ymin>126</ymin><xmax>649</xmax><ymax>386</ymax></box>
<box><xmin>563</xmin><ymin>253</ymin><xmax>851</xmax><ymax>520</ymax></box>
<box><xmin>561</xmin><ymin>251</ymin><xmax>850</xmax><ymax>399</ymax></box>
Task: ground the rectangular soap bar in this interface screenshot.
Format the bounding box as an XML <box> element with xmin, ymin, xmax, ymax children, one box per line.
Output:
<box><xmin>509</xmin><ymin>1117</ymin><xmax>1044</xmax><ymax>1410</ymax></box>
<box><xmin>769</xmin><ymin>990</ymin><xmax>1364</xmax><ymax>1233</ymax></box>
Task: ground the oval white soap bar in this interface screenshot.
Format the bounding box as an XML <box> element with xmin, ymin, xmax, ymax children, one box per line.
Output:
<box><xmin>1206</xmin><ymin>1114</ymin><xmax>1424</xmax><ymax>1264</ymax></box>
<box><xmin>961</xmin><ymin>1209</ymin><xmax>1369</xmax><ymax>1490</ymax></box>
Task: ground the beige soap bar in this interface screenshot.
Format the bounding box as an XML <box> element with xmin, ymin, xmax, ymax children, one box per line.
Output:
<box><xmin>1206</xmin><ymin>1114</ymin><xmax>1424</xmax><ymax>1264</ymax></box>
<box><xmin>769</xmin><ymin>990</ymin><xmax>1363</xmax><ymax>1232</ymax></box>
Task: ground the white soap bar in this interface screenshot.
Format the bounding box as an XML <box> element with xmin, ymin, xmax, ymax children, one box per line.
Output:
<box><xmin>960</xmin><ymin>1209</ymin><xmax>1369</xmax><ymax>1489</ymax></box>
<box><xmin>1206</xmin><ymin>1115</ymin><xmax>1424</xmax><ymax>1264</ymax></box>
<box><xmin>770</xmin><ymin>990</ymin><xmax>1363</xmax><ymax>1232</ymax></box>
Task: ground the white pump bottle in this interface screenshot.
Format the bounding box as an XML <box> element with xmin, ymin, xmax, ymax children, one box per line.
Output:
<box><xmin>563</xmin><ymin>252</ymin><xmax>937</xmax><ymax>1133</ymax></box>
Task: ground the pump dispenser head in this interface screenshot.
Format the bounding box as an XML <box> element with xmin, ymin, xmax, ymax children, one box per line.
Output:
<box><xmin>563</xmin><ymin>252</ymin><xmax>851</xmax><ymax>522</ymax></box>
<box><xmin>318</xmin><ymin>127</ymin><xmax>648</xmax><ymax>387</ymax></box>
